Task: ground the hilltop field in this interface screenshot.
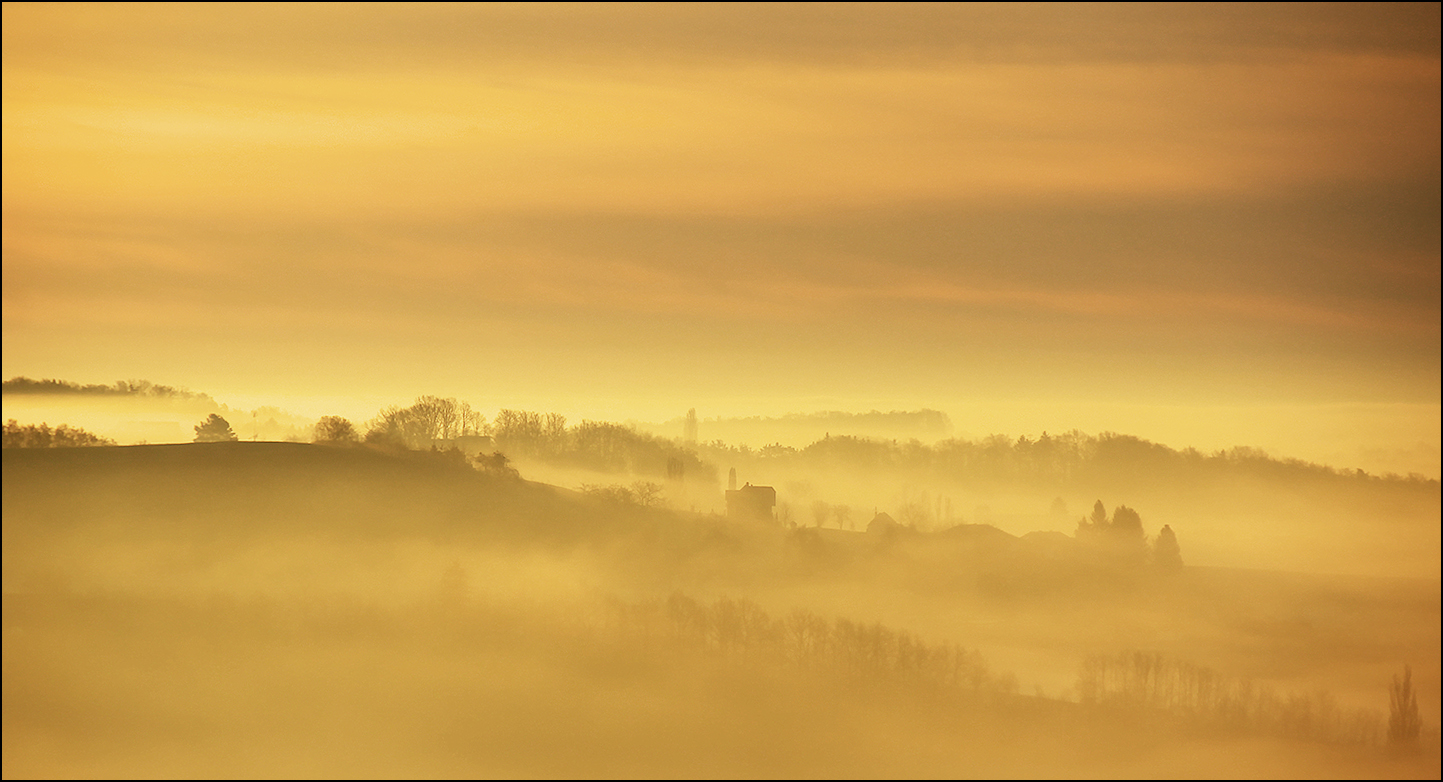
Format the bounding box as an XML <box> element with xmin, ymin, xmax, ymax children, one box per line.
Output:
<box><xmin>3</xmin><ymin>443</ymin><xmax>1439</xmax><ymax>778</ymax></box>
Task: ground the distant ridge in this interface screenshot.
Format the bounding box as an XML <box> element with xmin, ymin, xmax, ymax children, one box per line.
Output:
<box><xmin>2</xmin><ymin>376</ymin><xmax>214</xmax><ymax>401</ymax></box>
<box><xmin>642</xmin><ymin>408</ymin><xmax>953</xmax><ymax>446</ymax></box>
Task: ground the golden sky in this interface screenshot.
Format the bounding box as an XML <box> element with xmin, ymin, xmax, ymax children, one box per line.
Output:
<box><xmin>3</xmin><ymin>3</ymin><xmax>1439</xmax><ymax>473</ymax></box>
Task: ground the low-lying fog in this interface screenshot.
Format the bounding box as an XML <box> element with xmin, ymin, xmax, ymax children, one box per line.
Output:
<box><xmin>3</xmin><ymin>440</ymin><xmax>1437</xmax><ymax>778</ymax></box>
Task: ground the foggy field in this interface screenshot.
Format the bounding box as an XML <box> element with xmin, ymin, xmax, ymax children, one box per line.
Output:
<box><xmin>3</xmin><ymin>443</ymin><xmax>1437</xmax><ymax>778</ymax></box>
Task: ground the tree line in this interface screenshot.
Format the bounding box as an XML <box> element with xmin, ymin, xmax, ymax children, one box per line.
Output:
<box><xmin>2</xmin><ymin>420</ymin><xmax>116</xmax><ymax>448</ymax></box>
<box><xmin>1075</xmin><ymin>650</ymin><xmax>1423</xmax><ymax>748</ymax></box>
<box><xmin>322</xmin><ymin>399</ymin><xmax>1437</xmax><ymax>499</ymax></box>
<box><xmin>2</xmin><ymin>376</ymin><xmax>214</xmax><ymax>402</ymax></box>
<box><xmin>602</xmin><ymin>592</ymin><xmax>1013</xmax><ymax>696</ymax></box>
<box><xmin>1075</xmin><ymin>499</ymin><xmax>1183</xmax><ymax>569</ymax></box>
<box><xmin>703</xmin><ymin>429</ymin><xmax>1437</xmax><ymax>491</ymax></box>
<box><xmin>599</xmin><ymin>593</ymin><xmax>1413</xmax><ymax>750</ymax></box>
<box><xmin>310</xmin><ymin>398</ymin><xmax>717</xmax><ymax>485</ymax></box>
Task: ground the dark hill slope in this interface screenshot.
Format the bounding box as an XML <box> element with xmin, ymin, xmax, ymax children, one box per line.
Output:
<box><xmin>2</xmin><ymin>442</ymin><xmax>682</xmax><ymax>547</ymax></box>
<box><xmin>2</xmin><ymin>443</ymin><xmax>814</xmax><ymax>599</ymax></box>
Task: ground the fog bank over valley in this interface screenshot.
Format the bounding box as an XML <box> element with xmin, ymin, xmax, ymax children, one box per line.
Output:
<box><xmin>4</xmin><ymin>406</ymin><xmax>1439</xmax><ymax>777</ymax></box>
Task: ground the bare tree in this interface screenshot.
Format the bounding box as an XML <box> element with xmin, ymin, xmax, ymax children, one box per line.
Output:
<box><xmin>1390</xmin><ymin>664</ymin><xmax>1422</xmax><ymax>746</ymax></box>
<box><xmin>411</xmin><ymin>396</ymin><xmax>454</xmax><ymax>441</ymax></box>
<box><xmin>458</xmin><ymin>401</ymin><xmax>486</xmax><ymax>436</ymax></box>
<box><xmin>493</xmin><ymin>409</ymin><xmax>544</xmax><ymax>454</ymax></box>
<box><xmin>543</xmin><ymin>412</ymin><xmax>568</xmax><ymax>454</ymax></box>
<box><xmin>365</xmin><ymin>396</ymin><xmax>485</xmax><ymax>448</ymax></box>
<box><xmin>896</xmin><ymin>497</ymin><xmax>929</xmax><ymax>530</ymax></box>
<box><xmin>811</xmin><ymin>500</ymin><xmax>831</xmax><ymax>529</ymax></box>
<box><xmin>776</xmin><ymin>501</ymin><xmax>793</xmax><ymax>528</ymax></box>
<box><xmin>631</xmin><ymin>481</ymin><xmax>664</xmax><ymax>507</ymax></box>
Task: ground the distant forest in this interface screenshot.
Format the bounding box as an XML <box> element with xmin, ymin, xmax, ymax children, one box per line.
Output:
<box><xmin>2</xmin><ymin>376</ymin><xmax>214</xmax><ymax>402</ymax></box>
<box><xmin>353</xmin><ymin>397</ymin><xmax>1438</xmax><ymax>500</ymax></box>
<box><xmin>699</xmin><ymin>430</ymin><xmax>1440</xmax><ymax>489</ymax></box>
<box><xmin>4</xmin><ymin>378</ymin><xmax>1436</xmax><ymax>494</ymax></box>
<box><xmin>2</xmin><ymin>420</ymin><xmax>116</xmax><ymax>448</ymax></box>
<box><xmin>641</xmin><ymin>408</ymin><xmax>955</xmax><ymax>444</ymax></box>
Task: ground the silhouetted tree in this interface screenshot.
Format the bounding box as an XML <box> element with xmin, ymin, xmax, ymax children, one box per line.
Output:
<box><xmin>365</xmin><ymin>404</ymin><xmax>428</xmax><ymax>448</ymax></box>
<box><xmin>459</xmin><ymin>401</ymin><xmax>485</xmax><ymax>437</ymax></box>
<box><xmin>833</xmin><ymin>504</ymin><xmax>853</xmax><ymax>531</ymax></box>
<box><xmin>1077</xmin><ymin>649</ymin><xmax>1383</xmax><ymax>745</ymax></box>
<box><xmin>194</xmin><ymin>414</ymin><xmax>238</xmax><ymax>442</ymax></box>
<box><xmin>683</xmin><ymin>408</ymin><xmax>698</xmax><ymax>443</ymax></box>
<box><xmin>365</xmin><ymin>396</ymin><xmax>482</xmax><ymax>448</ymax></box>
<box><xmin>1090</xmin><ymin>499</ymin><xmax>1108</xmax><ymax>527</ymax></box>
<box><xmin>1076</xmin><ymin>499</ymin><xmax>1109</xmax><ymax>539</ymax></box>
<box><xmin>631</xmin><ymin>481</ymin><xmax>664</xmax><ymax>507</ymax></box>
<box><xmin>543</xmin><ymin>412</ymin><xmax>568</xmax><ymax>447</ymax></box>
<box><xmin>1389</xmin><ymin>665</ymin><xmax>1421</xmax><ymax>746</ymax></box>
<box><xmin>473</xmin><ymin>450</ymin><xmax>519</xmax><ymax>479</ymax></box>
<box><xmin>416</xmin><ymin>395</ymin><xmax>483</xmax><ymax>441</ymax></box>
<box><xmin>897</xmin><ymin>497</ymin><xmax>930</xmax><ymax>529</ymax></box>
<box><xmin>1153</xmin><ymin>524</ymin><xmax>1183</xmax><ymax>569</ymax></box>
<box><xmin>312</xmin><ymin>415</ymin><xmax>358</xmax><ymax>443</ymax></box>
<box><xmin>811</xmin><ymin>500</ymin><xmax>831</xmax><ymax>529</ymax></box>
<box><xmin>1110</xmin><ymin>505</ymin><xmax>1144</xmax><ymax>543</ymax></box>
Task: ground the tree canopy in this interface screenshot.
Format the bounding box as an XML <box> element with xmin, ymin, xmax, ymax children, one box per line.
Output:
<box><xmin>313</xmin><ymin>415</ymin><xmax>359</xmax><ymax>444</ymax></box>
<box><xmin>1153</xmin><ymin>524</ymin><xmax>1183</xmax><ymax>569</ymax></box>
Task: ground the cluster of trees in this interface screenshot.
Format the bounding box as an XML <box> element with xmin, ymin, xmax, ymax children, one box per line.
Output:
<box><xmin>1076</xmin><ymin>651</ymin><xmax>1391</xmax><ymax>747</ymax></box>
<box><xmin>470</xmin><ymin>450</ymin><xmax>520</xmax><ymax>479</ymax></box>
<box><xmin>308</xmin><ymin>407</ymin><xmax>520</xmax><ymax>478</ymax></box>
<box><xmin>1075</xmin><ymin>500</ymin><xmax>1182</xmax><ymax>569</ymax></box>
<box><xmin>319</xmin><ymin>399</ymin><xmax>713</xmax><ymax>484</ymax></box>
<box><xmin>475</xmin><ymin>409</ymin><xmax>713</xmax><ymax>483</ymax></box>
<box><xmin>604</xmin><ymin>592</ymin><xmax>1013</xmax><ymax>695</ymax></box>
<box><xmin>364</xmin><ymin>396</ymin><xmax>485</xmax><ymax>449</ymax></box>
<box><xmin>601</xmin><ymin>597</ymin><xmax>1415</xmax><ymax>751</ymax></box>
<box><xmin>313</xmin><ymin>416</ymin><xmax>358</xmax><ymax>443</ymax></box>
<box><xmin>491</xmin><ymin>409</ymin><xmax>568</xmax><ymax>455</ymax></box>
<box><xmin>2</xmin><ymin>419</ymin><xmax>116</xmax><ymax>448</ymax></box>
<box><xmin>810</xmin><ymin>500</ymin><xmax>854</xmax><ymax>530</ymax></box>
